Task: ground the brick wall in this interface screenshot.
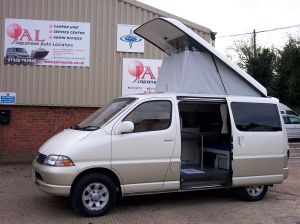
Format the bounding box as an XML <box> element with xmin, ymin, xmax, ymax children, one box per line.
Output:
<box><xmin>0</xmin><ymin>105</ymin><xmax>97</xmax><ymax>163</ymax></box>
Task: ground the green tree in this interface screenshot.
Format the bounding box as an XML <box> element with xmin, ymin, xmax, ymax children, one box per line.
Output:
<box><xmin>275</xmin><ymin>37</ymin><xmax>300</xmax><ymax>108</ymax></box>
<box><xmin>233</xmin><ymin>40</ymin><xmax>277</xmax><ymax>94</ymax></box>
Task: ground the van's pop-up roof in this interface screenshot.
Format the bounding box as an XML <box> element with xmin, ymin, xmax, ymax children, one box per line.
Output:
<box><xmin>134</xmin><ymin>17</ymin><xmax>267</xmax><ymax>97</ymax></box>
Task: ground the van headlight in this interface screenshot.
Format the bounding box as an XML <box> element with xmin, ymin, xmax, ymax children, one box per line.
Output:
<box><xmin>44</xmin><ymin>155</ymin><xmax>75</xmax><ymax>167</ymax></box>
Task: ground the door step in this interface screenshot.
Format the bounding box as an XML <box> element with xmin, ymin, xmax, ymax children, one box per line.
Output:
<box><xmin>181</xmin><ymin>180</ymin><xmax>228</xmax><ymax>189</ymax></box>
<box><xmin>181</xmin><ymin>184</ymin><xmax>225</xmax><ymax>191</ymax></box>
<box><xmin>180</xmin><ymin>166</ymin><xmax>230</xmax><ymax>189</ymax></box>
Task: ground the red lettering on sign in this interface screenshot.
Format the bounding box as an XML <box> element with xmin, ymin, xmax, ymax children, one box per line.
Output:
<box><xmin>34</xmin><ymin>30</ymin><xmax>45</xmax><ymax>42</ymax></box>
<box><xmin>141</xmin><ymin>66</ymin><xmax>155</xmax><ymax>80</ymax></box>
<box><xmin>19</xmin><ymin>29</ymin><xmax>33</xmax><ymax>41</ymax></box>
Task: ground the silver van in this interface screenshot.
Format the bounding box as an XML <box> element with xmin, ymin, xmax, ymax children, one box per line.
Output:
<box><xmin>5</xmin><ymin>47</ymin><xmax>30</xmax><ymax>59</ymax></box>
<box><xmin>279</xmin><ymin>103</ymin><xmax>299</xmax><ymax>117</ymax></box>
<box><xmin>282</xmin><ymin>114</ymin><xmax>300</xmax><ymax>140</ymax></box>
<box><xmin>32</xmin><ymin>18</ymin><xmax>289</xmax><ymax>217</ymax></box>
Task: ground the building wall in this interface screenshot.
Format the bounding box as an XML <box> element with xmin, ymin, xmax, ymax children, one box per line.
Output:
<box><xmin>0</xmin><ymin>0</ymin><xmax>212</xmax><ymax>162</ymax></box>
<box><xmin>0</xmin><ymin>0</ymin><xmax>212</xmax><ymax>107</ymax></box>
<box><xmin>0</xmin><ymin>105</ymin><xmax>97</xmax><ymax>163</ymax></box>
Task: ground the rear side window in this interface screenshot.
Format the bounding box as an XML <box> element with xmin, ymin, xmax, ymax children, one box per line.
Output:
<box><xmin>124</xmin><ymin>100</ymin><xmax>172</xmax><ymax>133</ymax></box>
<box><xmin>231</xmin><ymin>102</ymin><xmax>282</xmax><ymax>132</ymax></box>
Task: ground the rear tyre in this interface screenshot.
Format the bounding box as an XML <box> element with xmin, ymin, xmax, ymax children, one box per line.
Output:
<box><xmin>236</xmin><ymin>185</ymin><xmax>268</xmax><ymax>201</ymax></box>
<box><xmin>71</xmin><ymin>173</ymin><xmax>117</xmax><ymax>217</ymax></box>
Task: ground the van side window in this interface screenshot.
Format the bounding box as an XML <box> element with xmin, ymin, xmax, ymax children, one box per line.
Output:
<box><xmin>123</xmin><ymin>100</ymin><xmax>172</xmax><ymax>133</ymax></box>
<box><xmin>231</xmin><ymin>102</ymin><xmax>282</xmax><ymax>132</ymax></box>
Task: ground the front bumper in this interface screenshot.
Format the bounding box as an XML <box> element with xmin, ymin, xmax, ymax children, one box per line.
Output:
<box><xmin>32</xmin><ymin>160</ymin><xmax>79</xmax><ymax>196</ymax></box>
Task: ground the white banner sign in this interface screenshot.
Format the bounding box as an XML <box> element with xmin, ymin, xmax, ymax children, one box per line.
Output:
<box><xmin>117</xmin><ymin>24</ymin><xmax>144</xmax><ymax>53</ymax></box>
<box><xmin>122</xmin><ymin>58</ymin><xmax>162</xmax><ymax>96</ymax></box>
<box><xmin>4</xmin><ymin>18</ymin><xmax>90</xmax><ymax>67</ymax></box>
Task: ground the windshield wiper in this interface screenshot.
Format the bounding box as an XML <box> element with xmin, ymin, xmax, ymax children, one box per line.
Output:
<box><xmin>70</xmin><ymin>124</ymin><xmax>82</xmax><ymax>130</ymax></box>
<box><xmin>82</xmin><ymin>125</ymin><xmax>100</xmax><ymax>131</ymax></box>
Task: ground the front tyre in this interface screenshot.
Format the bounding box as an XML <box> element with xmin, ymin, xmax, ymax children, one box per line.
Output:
<box><xmin>71</xmin><ymin>173</ymin><xmax>117</xmax><ymax>217</ymax></box>
<box><xmin>236</xmin><ymin>185</ymin><xmax>268</xmax><ymax>201</ymax></box>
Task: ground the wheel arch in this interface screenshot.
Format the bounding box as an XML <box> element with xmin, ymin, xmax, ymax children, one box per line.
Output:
<box><xmin>71</xmin><ymin>168</ymin><xmax>122</xmax><ymax>196</ymax></box>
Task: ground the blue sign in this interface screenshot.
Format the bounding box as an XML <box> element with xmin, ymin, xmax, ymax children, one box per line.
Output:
<box><xmin>120</xmin><ymin>29</ymin><xmax>142</xmax><ymax>49</ymax></box>
<box><xmin>0</xmin><ymin>92</ymin><xmax>16</xmax><ymax>104</ymax></box>
<box><xmin>117</xmin><ymin>25</ymin><xmax>144</xmax><ymax>53</ymax></box>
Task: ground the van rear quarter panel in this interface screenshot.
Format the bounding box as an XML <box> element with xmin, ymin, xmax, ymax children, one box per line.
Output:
<box><xmin>232</xmin><ymin>131</ymin><xmax>286</xmax><ymax>177</ymax></box>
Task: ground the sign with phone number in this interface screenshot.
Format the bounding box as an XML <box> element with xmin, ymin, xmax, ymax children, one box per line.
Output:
<box><xmin>4</xmin><ymin>18</ymin><xmax>90</xmax><ymax>67</ymax></box>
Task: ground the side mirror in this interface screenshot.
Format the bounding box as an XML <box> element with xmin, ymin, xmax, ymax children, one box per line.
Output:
<box><xmin>115</xmin><ymin>121</ymin><xmax>134</xmax><ymax>134</ymax></box>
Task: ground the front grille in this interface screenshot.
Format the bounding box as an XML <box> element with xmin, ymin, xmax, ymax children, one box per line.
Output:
<box><xmin>36</xmin><ymin>153</ymin><xmax>47</xmax><ymax>164</ymax></box>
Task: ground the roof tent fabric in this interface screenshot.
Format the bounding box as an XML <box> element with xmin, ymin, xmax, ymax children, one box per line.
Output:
<box><xmin>214</xmin><ymin>57</ymin><xmax>262</xmax><ymax>96</ymax></box>
<box><xmin>135</xmin><ymin>18</ymin><xmax>267</xmax><ymax>97</ymax></box>
<box><xmin>155</xmin><ymin>51</ymin><xmax>262</xmax><ymax>97</ymax></box>
<box><xmin>156</xmin><ymin>51</ymin><xmax>225</xmax><ymax>94</ymax></box>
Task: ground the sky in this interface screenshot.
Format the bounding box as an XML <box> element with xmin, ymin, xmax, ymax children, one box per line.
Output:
<box><xmin>138</xmin><ymin>0</ymin><xmax>300</xmax><ymax>58</ymax></box>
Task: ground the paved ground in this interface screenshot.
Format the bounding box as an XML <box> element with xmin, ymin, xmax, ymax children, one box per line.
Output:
<box><xmin>0</xmin><ymin>144</ymin><xmax>299</xmax><ymax>224</ymax></box>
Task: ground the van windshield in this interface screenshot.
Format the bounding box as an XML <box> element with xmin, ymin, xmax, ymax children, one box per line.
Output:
<box><xmin>72</xmin><ymin>98</ymin><xmax>137</xmax><ymax>131</ymax></box>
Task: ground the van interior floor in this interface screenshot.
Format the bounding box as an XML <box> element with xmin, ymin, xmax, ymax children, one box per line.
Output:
<box><xmin>181</xmin><ymin>165</ymin><xmax>230</xmax><ymax>189</ymax></box>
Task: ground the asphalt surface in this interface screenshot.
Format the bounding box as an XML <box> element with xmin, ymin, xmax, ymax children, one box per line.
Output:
<box><xmin>0</xmin><ymin>144</ymin><xmax>299</xmax><ymax>224</ymax></box>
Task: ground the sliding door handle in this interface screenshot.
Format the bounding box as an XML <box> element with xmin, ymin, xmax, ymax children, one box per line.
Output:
<box><xmin>238</xmin><ymin>136</ymin><xmax>245</xmax><ymax>148</ymax></box>
<box><xmin>164</xmin><ymin>138</ymin><xmax>174</xmax><ymax>142</ymax></box>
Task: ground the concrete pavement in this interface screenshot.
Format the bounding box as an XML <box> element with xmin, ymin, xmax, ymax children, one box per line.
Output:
<box><xmin>0</xmin><ymin>147</ymin><xmax>299</xmax><ymax>224</ymax></box>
